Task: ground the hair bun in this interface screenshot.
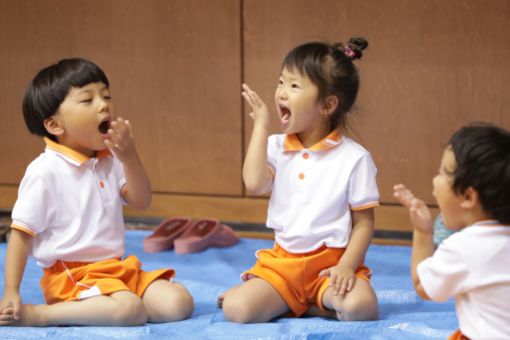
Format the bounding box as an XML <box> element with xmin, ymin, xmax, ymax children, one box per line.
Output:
<box><xmin>345</xmin><ymin>37</ymin><xmax>368</xmax><ymax>60</ymax></box>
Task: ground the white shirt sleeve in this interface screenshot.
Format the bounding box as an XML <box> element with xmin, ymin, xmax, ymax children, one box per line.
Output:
<box><xmin>348</xmin><ymin>153</ymin><xmax>380</xmax><ymax>209</ymax></box>
<box><xmin>11</xmin><ymin>173</ymin><xmax>54</xmax><ymax>235</ymax></box>
<box><xmin>417</xmin><ymin>238</ymin><xmax>470</xmax><ymax>302</ymax></box>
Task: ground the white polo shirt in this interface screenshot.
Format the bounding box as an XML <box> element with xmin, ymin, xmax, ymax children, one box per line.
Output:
<box><xmin>266</xmin><ymin>130</ymin><xmax>380</xmax><ymax>253</ymax></box>
<box><xmin>417</xmin><ymin>222</ymin><xmax>510</xmax><ymax>339</ymax></box>
<box><xmin>11</xmin><ymin>138</ymin><xmax>127</xmax><ymax>268</ymax></box>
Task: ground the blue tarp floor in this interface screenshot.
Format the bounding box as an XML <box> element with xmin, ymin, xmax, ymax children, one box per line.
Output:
<box><xmin>0</xmin><ymin>230</ymin><xmax>457</xmax><ymax>339</ymax></box>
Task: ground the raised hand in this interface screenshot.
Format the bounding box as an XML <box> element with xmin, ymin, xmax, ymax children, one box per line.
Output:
<box><xmin>393</xmin><ymin>184</ymin><xmax>433</xmax><ymax>234</ymax></box>
<box><xmin>241</xmin><ymin>84</ymin><xmax>271</xmax><ymax>130</ymax></box>
<box><xmin>104</xmin><ymin>117</ymin><xmax>137</xmax><ymax>163</ymax></box>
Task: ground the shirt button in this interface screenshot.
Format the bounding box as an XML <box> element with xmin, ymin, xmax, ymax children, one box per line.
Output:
<box><xmin>303</xmin><ymin>153</ymin><xmax>309</xmax><ymax>159</ymax></box>
<box><xmin>298</xmin><ymin>173</ymin><xmax>305</xmax><ymax>180</ymax></box>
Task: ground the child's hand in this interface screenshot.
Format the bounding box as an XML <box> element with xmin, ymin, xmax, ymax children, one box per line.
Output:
<box><xmin>104</xmin><ymin>117</ymin><xmax>137</xmax><ymax>163</ymax></box>
<box><xmin>241</xmin><ymin>84</ymin><xmax>271</xmax><ymax>130</ymax></box>
<box><xmin>319</xmin><ymin>264</ymin><xmax>356</xmax><ymax>296</ymax></box>
<box><xmin>393</xmin><ymin>184</ymin><xmax>433</xmax><ymax>234</ymax></box>
<box><xmin>0</xmin><ymin>292</ymin><xmax>22</xmax><ymax>325</ymax></box>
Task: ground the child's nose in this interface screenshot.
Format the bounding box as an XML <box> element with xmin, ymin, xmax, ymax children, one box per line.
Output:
<box><xmin>98</xmin><ymin>98</ymin><xmax>109</xmax><ymax>112</ymax></box>
<box><xmin>432</xmin><ymin>176</ymin><xmax>438</xmax><ymax>195</ymax></box>
<box><xmin>277</xmin><ymin>88</ymin><xmax>288</xmax><ymax>100</ymax></box>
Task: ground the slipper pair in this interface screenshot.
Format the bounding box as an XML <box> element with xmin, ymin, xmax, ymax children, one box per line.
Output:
<box><xmin>143</xmin><ymin>217</ymin><xmax>239</xmax><ymax>254</ymax></box>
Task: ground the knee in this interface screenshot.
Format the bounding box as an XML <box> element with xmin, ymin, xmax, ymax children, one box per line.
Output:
<box><xmin>338</xmin><ymin>295</ymin><xmax>379</xmax><ymax>321</ymax></box>
<box><xmin>112</xmin><ymin>296</ymin><xmax>148</xmax><ymax>326</ymax></box>
<box><xmin>168</xmin><ymin>285</ymin><xmax>194</xmax><ymax>321</ymax></box>
<box><xmin>222</xmin><ymin>295</ymin><xmax>256</xmax><ymax>324</ymax></box>
<box><xmin>151</xmin><ymin>284</ymin><xmax>194</xmax><ymax>322</ymax></box>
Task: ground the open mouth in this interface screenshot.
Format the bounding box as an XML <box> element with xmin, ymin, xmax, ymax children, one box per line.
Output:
<box><xmin>279</xmin><ymin>105</ymin><xmax>291</xmax><ymax>124</ymax></box>
<box><xmin>98</xmin><ymin>120</ymin><xmax>111</xmax><ymax>134</ymax></box>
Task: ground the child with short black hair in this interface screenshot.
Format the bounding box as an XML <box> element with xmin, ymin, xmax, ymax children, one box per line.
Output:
<box><xmin>0</xmin><ymin>58</ymin><xmax>194</xmax><ymax>326</ymax></box>
<box><xmin>394</xmin><ymin>123</ymin><xmax>510</xmax><ymax>339</ymax></box>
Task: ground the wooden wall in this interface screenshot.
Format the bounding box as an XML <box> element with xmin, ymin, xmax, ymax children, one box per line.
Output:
<box><xmin>0</xmin><ymin>0</ymin><xmax>509</xmax><ymax>232</ymax></box>
<box><xmin>0</xmin><ymin>0</ymin><xmax>242</xmax><ymax>195</ymax></box>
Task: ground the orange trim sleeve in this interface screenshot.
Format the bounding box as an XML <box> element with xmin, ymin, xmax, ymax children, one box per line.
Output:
<box><xmin>350</xmin><ymin>202</ymin><xmax>380</xmax><ymax>211</ymax></box>
<box><xmin>11</xmin><ymin>224</ymin><xmax>36</xmax><ymax>237</ymax></box>
<box><xmin>120</xmin><ymin>185</ymin><xmax>128</xmax><ymax>198</ymax></box>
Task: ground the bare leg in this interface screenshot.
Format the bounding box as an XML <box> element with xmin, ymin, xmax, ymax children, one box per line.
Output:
<box><xmin>221</xmin><ymin>278</ymin><xmax>289</xmax><ymax>323</ymax></box>
<box><xmin>6</xmin><ymin>291</ymin><xmax>147</xmax><ymax>326</ymax></box>
<box><xmin>321</xmin><ymin>278</ymin><xmax>379</xmax><ymax>321</ymax></box>
<box><xmin>303</xmin><ymin>304</ymin><xmax>336</xmax><ymax>318</ymax></box>
<box><xmin>142</xmin><ymin>279</ymin><xmax>194</xmax><ymax>323</ymax></box>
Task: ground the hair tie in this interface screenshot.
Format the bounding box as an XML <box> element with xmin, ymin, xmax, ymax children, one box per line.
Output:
<box><xmin>344</xmin><ymin>47</ymin><xmax>356</xmax><ymax>59</ymax></box>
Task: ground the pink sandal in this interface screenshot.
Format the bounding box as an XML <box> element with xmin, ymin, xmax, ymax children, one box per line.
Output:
<box><xmin>143</xmin><ymin>217</ymin><xmax>193</xmax><ymax>252</ymax></box>
<box><xmin>174</xmin><ymin>218</ymin><xmax>239</xmax><ymax>254</ymax></box>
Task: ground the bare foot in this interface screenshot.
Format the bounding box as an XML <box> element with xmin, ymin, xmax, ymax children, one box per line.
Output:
<box><xmin>217</xmin><ymin>293</ymin><xmax>225</xmax><ymax>308</ymax></box>
<box><xmin>217</xmin><ymin>284</ymin><xmax>243</xmax><ymax>308</ymax></box>
<box><xmin>18</xmin><ymin>304</ymin><xmax>46</xmax><ymax>326</ymax></box>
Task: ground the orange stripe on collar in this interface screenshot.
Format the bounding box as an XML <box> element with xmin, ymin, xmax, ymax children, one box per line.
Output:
<box><xmin>44</xmin><ymin>138</ymin><xmax>111</xmax><ymax>165</ymax></box>
<box><xmin>283</xmin><ymin>130</ymin><xmax>342</xmax><ymax>152</ymax></box>
<box><xmin>283</xmin><ymin>134</ymin><xmax>304</xmax><ymax>151</ymax></box>
<box><xmin>96</xmin><ymin>149</ymin><xmax>111</xmax><ymax>158</ymax></box>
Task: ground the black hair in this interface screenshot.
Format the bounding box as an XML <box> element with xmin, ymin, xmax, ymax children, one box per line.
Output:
<box><xmin>22</xmin><ymin>58</ymin><xmax>109</xmax><ymax>141</ymax></box>
<box><xmin>282</xmin><ymin>37</ymin><xmax>368</xmax><ymax>131</ymax></box>
<box><xmin>449</xmin><ymin>122</ymin><xmax>510</xmax><ymax>223</ymax></box>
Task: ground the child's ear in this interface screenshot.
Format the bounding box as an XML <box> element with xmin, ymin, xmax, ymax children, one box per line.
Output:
<box><xmin>43</xmin><ymin>116</ymin><xmax>64</xmax><ymax>136</ymax></box>
<box><xmin>460</xmin><ymin>187</ymin><xmax>480</xmax><ymax>209</ymax></box>
<box><xmin>321</xmin><ymin>95</ymin><xmax>339</xmax><ymax>116</ymax></box>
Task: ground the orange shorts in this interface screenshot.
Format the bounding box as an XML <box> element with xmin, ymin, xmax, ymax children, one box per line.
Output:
<box><xmin>449</xmin><ymin>330</ymin><xmax>470</xmax><ymax>340</ymax></box>
<box><xmin>242</xmin><ymin>243</ymin><xmax>372</xmax><ymax>316</ymax></box>
<box><xmin>40</xmin><ymin>255</ymin><xmax>175</xmax><ymax>304</ymax></box>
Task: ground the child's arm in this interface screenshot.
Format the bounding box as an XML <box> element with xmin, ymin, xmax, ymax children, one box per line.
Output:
<box><xmin>393</xmin><ymin>184</ymin><xmax>434</xmax><ymax>300</ymax></box>
<box><xmin>0</xmin><ymin>229</ymin><xmax>32</xmax><ymax>324</ymax></box>
<box><xmin>241</xmin><ymin>84</ymin><xmax>273</xmax><ymax>195</ymax></box>
<box><xmin>319</xmin><ymin>208</ymin><xmax>375</xmax><ymax>296</ymax></box>
<box><xmin>104</xmin><ymin>118</ymin><xmax>152</xmax><ymax>209</ymax></box>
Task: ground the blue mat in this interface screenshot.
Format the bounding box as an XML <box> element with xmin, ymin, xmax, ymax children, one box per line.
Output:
<box><xmin>0</xmin><ymin>230</ymin><xmax>457</xmax><ymax>339</ymax></box>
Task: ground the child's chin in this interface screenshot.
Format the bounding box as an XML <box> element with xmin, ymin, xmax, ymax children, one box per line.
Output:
<box><xmin>444</xmin><ymin>223</ymin><xmax>464</xmax><ymax>232</ymax></box>
<box><xmin>280</xmin><ymin>123</ymin><xmax>296</xmax><ymax>134</ymax></box>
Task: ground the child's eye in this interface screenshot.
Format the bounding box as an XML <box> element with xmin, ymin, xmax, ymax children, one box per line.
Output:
<box><xmin>278</xmin><ymin>79</ymin><xmax>284</xmax><ymax>86</ymax></box>
<box><xmin>104</xmin><ymin>95</ymin><xmax>112</xmax><ymax>100</ymax></box>
<box><xmin>291</xmin><ymin>83</ymin><xmax>300</xmax><ymax>89</ymax></box>
<box><xmin>80</xmin><ymin>99</ymin><xmax>92</xmax><ymax>103</ymax></box>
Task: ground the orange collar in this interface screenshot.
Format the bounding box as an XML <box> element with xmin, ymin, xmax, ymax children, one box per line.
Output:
<box><xmin>44</xmin><ymin>138</ymin><xmax>111</xmax><ymax>165</ymax></box>
<box><xmin>283</xmin><ymin>130</ymin><xmax>342</xmax><ymax>152</ymax></box>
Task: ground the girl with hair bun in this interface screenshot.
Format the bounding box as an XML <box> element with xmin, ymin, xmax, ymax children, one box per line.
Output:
<box><xmin>219</xmin><ymin>37</ymin><xmax>380</xmax><ymax>323</ymax></box>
